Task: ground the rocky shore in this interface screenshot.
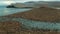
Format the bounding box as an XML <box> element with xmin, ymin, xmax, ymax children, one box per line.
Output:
<box><xmin>0</xmin><ymin>21</ymin><xmax>60</xmax><ymax>34</ymax></box>
<box><xmin>1</xmin><ymin>7</ymin><xmax>60</xmax><ymax>34</ymax></box>
<box><xmin>6</xmin><ymin>5</ymin><xmax>17</xmax><ymax>8</ymax></box>
<box><xmin>0</xmin><ymin>21</ymin><xmax>21</xmax><ymax>34</ymax></box>
<box><xmin>4</xmin><ymin>7</ymin><xmax>60</xmax><ymax>22</ymax></box>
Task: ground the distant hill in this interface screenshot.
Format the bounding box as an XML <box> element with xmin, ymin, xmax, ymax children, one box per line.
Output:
<box><xmin>25</xmin><ymin>1</ymin><xmax>60</xmax><ymax>8</ymax></box>
<box><xmin>7</xmin><ymin>1</ymin><xmax>60</xmax><ymax>8</ymax></box>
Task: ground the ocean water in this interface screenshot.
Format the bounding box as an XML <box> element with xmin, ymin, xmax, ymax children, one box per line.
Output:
<box><xmin>1</xmin><ymin>5</ymin><xmax>60</xmax><ymax>31</ymax></box>
<box><xmin>0</xmin><ymin>6</ymin><xmax>31</xmax><ymax>16</ymax></box>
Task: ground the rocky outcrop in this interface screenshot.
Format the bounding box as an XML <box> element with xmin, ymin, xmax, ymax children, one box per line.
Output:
<box><xmin>6</xmin><ymin>5</ymin><xmax>17</xmax><ymax>8</ymax></box>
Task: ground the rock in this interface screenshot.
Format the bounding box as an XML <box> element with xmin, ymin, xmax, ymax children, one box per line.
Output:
<box><xmin>6</xmin><ymin>5</ymin><xmax>17</xmax><ymax>8</ymax></box>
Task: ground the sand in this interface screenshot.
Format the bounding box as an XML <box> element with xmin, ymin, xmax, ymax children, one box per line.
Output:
<box><xmin>3</xmin><ymin>7</ymin><xmax>60</xmax><ymax>22</ymax></box>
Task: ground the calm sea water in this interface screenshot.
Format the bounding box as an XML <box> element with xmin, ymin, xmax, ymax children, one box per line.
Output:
<box><xmin>1</xmin><ymin>5</ymin><xmax>60</xmax><ymax>31</ymax></box>
<box><xmin>0</xmin><ymin>6</ymin><xmax>31</xmax><ymax>16</ymax></box>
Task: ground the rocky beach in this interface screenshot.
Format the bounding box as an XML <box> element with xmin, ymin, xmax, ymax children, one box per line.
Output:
<box><xmin>4</xmin><ymin>7</ymin><xmax>60</xmax><ymax>22</ymax></box>
<box><xmin>0</xmin><ymin>20</ymin><xmax>60</xmax><ymax>34</ymax></box>
<box><xmin>1</xmin><ymin>1</ymin><xmax>60</xmax><ymax>34</ymax></box>
<box><xmin>0</xmin><ymin>6</ymin><xmax>60</xmax><ymax>34</ymax></box>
